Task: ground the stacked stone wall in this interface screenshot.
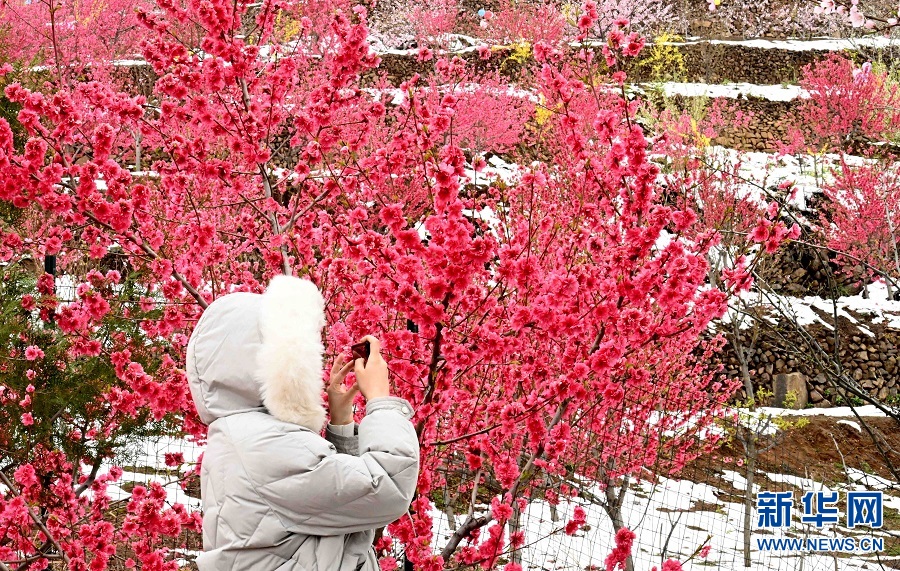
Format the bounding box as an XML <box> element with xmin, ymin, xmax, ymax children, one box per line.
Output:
<box><xmin>717</xmin><ymin>317</ymin><xmax>900</xmax><ymax>405</ymax></box>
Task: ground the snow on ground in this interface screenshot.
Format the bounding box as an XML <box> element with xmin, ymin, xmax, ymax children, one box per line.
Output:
<box><xmin>721</xmin><ymin>469</ymin><xmax>759</xmax><ymax>493</ymax></box>
<box><xmin>367</xmin><ymin>33</ymin><xmax>482</xmax><ymax>55</ymax></box>
<box><xmin>654</xmin><ymin>82</ymin><xmax>804</xmax><ymax>102</ymax></box>
<box><xmin>703</xmin><ymin>147</ymin><xmax>868</xmax><ymax>212</ymax></box>
<box><xmin>366</xmin><ymin>82</ymin><xmax>540</xmax><ymax>108</ymax></box>
<box><xmin>464</xmin><ymin>154</ymin><xmax>522</xmax><ymax>187</ymax></box>
<box><xmin>659</xmin><ymin>148</ymin><xmax>818</xmax><ymax>213</ymax></box>
<box><xmin>733</xmin><ymin>408</ymin><xmax>782</xmax><ymax>436</ymax></box>
<box><xmin>775</xmin><ymin>283</ymin><xmax>900</xmax><ymax>332</ymax></box>
<box><xmin>836</xmin><ymin>419</ymin><xmax>862</xmax><ymax>432</ymax></box>
<box><xmin>102</xmin><ymin>435</ymin><xmax>204</xmax><ymax>510</ymax></box>
<box><xmin>428</xmin><ymin>470</ymin><xmax>897</xmax><ymax>570</ymax></box>
<box><xmin>717</xmin><ymin>278</ymin><xmax>900</xmax><ymax>337</ymax></box>
<box><xmin>765</xmin><ymin>472</ymin><xmax>833</xmax><ymax>492</ymax></box>
<box><xmin>757</xmin><ymin>404</ymin><xmax>895</xmax><ymax>417</ymax></box>
<box><xmin>105</xmin><ymin>469</ymin><xmax>201</xmax><ymax>510</ymax></box>
<box><xmin>113</xmin><ymin>59</ymin><xmax>150</xmax><ymax>67</ymax></box>
<box><xmin>847</xmin><ymin>467</ymin><xmax>897</xmax><ymax>491</ymax></box>
<box><xmin>672</xmin><ymin>36</ymin><xmax>900</xmax><ymax>51</ymax></box>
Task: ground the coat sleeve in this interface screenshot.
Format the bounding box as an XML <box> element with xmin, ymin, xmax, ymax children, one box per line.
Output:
<box><xmin>326</xmin><ymin>422</ymin><xmax>359</xmax><ymax>455</ymax></box>
<box><xmin>235</xmin><ymin>397</ymin><xmax>419</xmax><ymax>536</ymax></box>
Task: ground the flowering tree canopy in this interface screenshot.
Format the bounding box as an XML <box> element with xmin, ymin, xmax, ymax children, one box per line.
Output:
<box><xmin>0</xmin><ymin>0</ymin><xmax>803</xmax><ymax>569</ymax></box>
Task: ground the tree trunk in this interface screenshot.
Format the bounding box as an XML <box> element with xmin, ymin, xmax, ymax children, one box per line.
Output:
<box><xmin>731</xmin><ymin>315</ymin><xmax>754</xmax><ymax>402</ymax></box>
<box><xmin>604</xmin><ymin>482</ymin><xmax>634</xmax><ymax>571</ymax></box>
<box><xmin>743</xmin><ymin>435</ymin><xmax>757</xmax><ymax>568</ymax></box>
<box><xmin>443</xmin><ymin>487</ymin><xmax>457</xmax><ymax>532</ymax></box>
<box><xmin>510</xmin><ymin>500</ymin><xmax>523</xmax><ymax>566</ymax></box>
<box><xmin>134</xmin><ymin>129</ymin><xmax>142</xmax><ymax>172</ymax></box>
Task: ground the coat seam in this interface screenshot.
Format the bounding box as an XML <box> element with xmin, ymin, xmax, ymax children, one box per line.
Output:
<box><xmin>222</xmin><ymin>415</ymin><xmax>315</xmax><ymax>533</ymax></box>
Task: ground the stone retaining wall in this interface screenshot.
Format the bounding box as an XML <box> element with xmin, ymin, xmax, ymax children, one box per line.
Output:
<box><xmin>655</xmin><ymin>94</ymin><xmax>795</xmax><ymax>152</ymax></box>
<box><xmin>632</xmin><ymin>43</ymin><xmax>820</xmax><ymax>84</ymax></box>
<box><xmin>709</xmin><ymin>232</ymin><xmax>900</xmax><ymax>405</ymax></box>
<box><xmin>758</xmin><ymin>240</ymin><xmax>865</xmax><ymax>298</ymax></box>
<box><xmin>369</xmin><ymin>42</ymin><xmax>900</xmax><ymax>87</ymax></box>
<box><xmin>710</xmin><ymin>99</ymin><xmax>793</xmax><ymax>153</ymax></box>
<box><xmin>717</xmin><ymin>312</ymin><xmax>900</xmax><ymax>405</ymax></box>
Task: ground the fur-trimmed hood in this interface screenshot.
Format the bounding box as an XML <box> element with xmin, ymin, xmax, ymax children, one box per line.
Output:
<box><xmin>186</xmin><ymin>276</ymin><xmax>327</xmax><ymax>431</ymax></box>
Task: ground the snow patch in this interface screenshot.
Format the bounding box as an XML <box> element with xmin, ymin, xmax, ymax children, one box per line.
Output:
<box><xmin>654</xmin><ymin>82</ymin><xmax>804</xmax><ymax>102</ymax></box>
<box><xmin>757</xmin><ymin>404</ymin><xmax>893</xmax><ymax>417</ymax></box>
<box><xmin>847</xmin><ymin>468</ymin><xmax>898</xmax><ymax>491</ymax></box>
<box><xmin>837</xmin><ymin>419</ymin><xmax>862</xmax><ymax>432</ymax></box>
<box><xmin>671</xmin><ymin>36</ymin><xmax>900</xmax><ymax>52</ymax></box>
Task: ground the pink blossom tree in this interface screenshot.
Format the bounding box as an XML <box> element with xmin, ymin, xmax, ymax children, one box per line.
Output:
<box><xmin>0</xmin><ymin>0</ymin><xmax>148</xmax><ymax>85</ymax></box>
<box><xmin>476</xmin><ymin>0</ymin><xmax>671</xmax><ymax>47</ymax></box>
<box><xmin>810</xmin><ymin>0</ymin><xmax>899</xmax><ymax>30</ymax></box>
<box><xmin>0</xmin><ymin>0</ymin><xmax>786</xmax><ymax>569</ymax></box>
<box><xmin>819</xmin><ymin>159</ymin><xmax>900</xmax><ymax>297</ymax></box>
<box><xmin>788</xmin><ymin>53</ymin><xmax>900</xmax><ymax>153</ymax></box>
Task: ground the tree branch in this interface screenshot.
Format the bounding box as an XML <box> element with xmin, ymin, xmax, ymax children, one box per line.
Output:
<box><xmin>0</xmin><ymin>471</ymin><xmax>70</xmax><ymax>567</ymax></box>
<box><xmin>77</xmin><ymin>209</ymin><xmax>209</xmax><ymax>309</ymax></box>
<box><xmin>74</xmin><ymin>455</ymin><xmax>104</xmax><ymax>497</ymax></box>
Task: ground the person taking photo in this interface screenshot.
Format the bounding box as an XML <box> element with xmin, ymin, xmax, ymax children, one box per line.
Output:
<box><xmin>186</xmin><ymin>275</ymin><xmax>420</xmax><ymax>571</ymax></box>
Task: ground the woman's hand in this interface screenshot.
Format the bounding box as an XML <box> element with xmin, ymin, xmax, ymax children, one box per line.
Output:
<box><xmin>354</xmin><ymin>335</ymin><xmax>390</xmax><ymax>400</ymax></box>
<box><xmin>327</xmin><ymin>353</ymin><xmax>359</xmax><ymax>425</ymax></box>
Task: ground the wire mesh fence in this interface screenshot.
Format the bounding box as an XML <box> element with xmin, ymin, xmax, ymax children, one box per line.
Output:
<box><xmin>113</xmin><ymin>406</ymin><xmax>898</xmax><ymax>571</ymax></box>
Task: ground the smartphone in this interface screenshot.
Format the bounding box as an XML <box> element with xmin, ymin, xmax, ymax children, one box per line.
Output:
<box><xmin>350</xmin><ymin>340</ymin><xmax>370</xmax><ymax>363</ymax></box>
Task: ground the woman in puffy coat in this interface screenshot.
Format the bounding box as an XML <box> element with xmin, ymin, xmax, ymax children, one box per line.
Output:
<box><xmin>186</xmin><ymin>275</ymin><xmax>420</xmax><ymax>570</ymax></box>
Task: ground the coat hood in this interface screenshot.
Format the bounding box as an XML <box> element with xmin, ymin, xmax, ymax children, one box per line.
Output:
<box><xmin>186</xmin><ymin>275</ymin><xmax>327</xmax><ymax>431</ymax></box>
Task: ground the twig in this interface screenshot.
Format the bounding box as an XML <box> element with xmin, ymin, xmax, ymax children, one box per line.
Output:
<box><xmin>439</xmin><ymin>514</ymin><xmax>491</xmax><ymax>562</ymax></box>
<box><xmin>0</xmin><ymin>471</ymin><xmax>70</xmax><ymax>566</ymax></box>
<box><xmin>829</xmin><ymin>431</ymin><xmax>851</xmax><ymax>485</ymax></box>
<box><xmin>77</xmin><ymin>208</ymin><xmax>209</xmax><ymax>309</ymax></box>
<box><xmin>439</xmin><ymin>400</ymin><xmax>570</xmax><ymax>562</ymax></box>
<box><xmin>660</xmin><ymin>511</ymin><xmax>684</xmax><ymax>562</ymax></box>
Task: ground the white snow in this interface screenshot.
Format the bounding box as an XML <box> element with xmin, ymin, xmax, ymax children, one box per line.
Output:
<box><xmin>105</xmin><ymin>469</ymin><xmax>201</xmax><ymax>510</ymax></box>
<box><xmin>757</xmin><ymin>404</ymin><xmax>893</xmax><ymax>417</ymax></box>
<box><xmin>701</xmin><ymin>147</ymin><xmax>871</xmax><ymax>213</ymax></box>
<box><xmin>847</xmin><ymin>468</ymin><xmax>898</xmax><ymax>491</ymax></box>
<box><xmin>100</xmin><ymin>435</ymin><xmax>204</xmax><ymax>511</ymax></box>
<box><xmin>779</xmin><ymin>287</ymin><xmax>900</xmax><ymax>332</ymax></box>
<box><xmin>722</xmin><ymin>469</ymin><xmax>759</xmax><ymax>493</ymax></box>
<box><xmin>671</xmin><ymin>36</ymin><xmax>900</xmax><ymax>51</ymax></box>
<box><xmin>113</xmin><ymin>59</ymin><xmax>149</xmax><ymax>67</ymax></box>
<box><xmin>654</xmin><ymin>82</ymin><xmax>804</xmax><ymax>102</ymax></box>
<box><xmin>368</xmin><ymin>33</ymin><xmax>482</xmax><ymax>55</ymax></box>
<box><xmin>765</xmin><ymin>472</ymin><xmax>834</xmax><ymax>493</ymax></box>
<box><xmin>836</xmin><ymin>419</ymin><xmax>862</xmax><ymax>432</ymax></box>
<box><xmin>462</xmin><ymin>155</ymin><xmax>522</xmax><ymax>187</ymax></box>
<box><xmin>461</xmin><ymin>205</ymin><xmax>503</xmax><ymax>238</ymax></box>
<box><xmin>734</xmin><ymin>408</ymin><xmax>782</xmax><ymax>436</ymax></box>
<box><xmin>427</xmin><ymin>471</ymin><xmax>893</xmax><ymax>570</ymax></box>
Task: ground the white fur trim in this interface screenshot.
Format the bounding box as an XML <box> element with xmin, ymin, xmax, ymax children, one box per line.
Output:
<box><xmin>257</xmin><ymin>275</ymin><xmax>327</xmax><ymax>431</ymax></box>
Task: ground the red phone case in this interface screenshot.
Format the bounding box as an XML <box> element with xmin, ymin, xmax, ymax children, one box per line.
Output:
<box><xmin>351</xmin><ymin>341</ymin><xmax>370</xmax><ymax>361</ymax></box>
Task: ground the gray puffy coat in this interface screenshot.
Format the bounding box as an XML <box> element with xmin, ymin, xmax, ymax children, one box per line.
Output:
<box><xmin>186</xmin><ymin>276</ymin><xmax>420</xmax><ymax>571</ymax></box>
